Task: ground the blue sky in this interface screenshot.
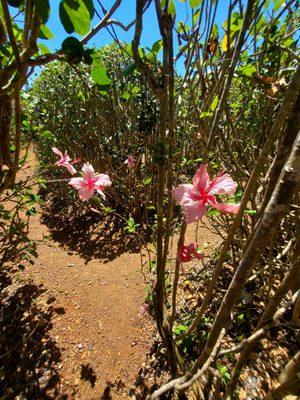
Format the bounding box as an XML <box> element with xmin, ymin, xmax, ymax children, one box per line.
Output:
<box><xmin>40</xmin><ymin>0</ymin><xmax>231</xmax><ymax>62</ymax></box>
<box><xmin>43</xmin><ymin>1</ymin><xmax>230</xmax><ymax>51</ymax></box>
<box><xmin>30</xmin><ymin>0</ymin><xmax>286</xmax><ymax>79</ymax></box>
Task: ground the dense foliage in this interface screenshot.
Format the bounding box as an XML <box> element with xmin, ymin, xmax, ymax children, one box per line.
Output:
<box><xmin>1</xmin><ymin>0</ymin><xmax>299</xmax><ymax>399</ymax></box>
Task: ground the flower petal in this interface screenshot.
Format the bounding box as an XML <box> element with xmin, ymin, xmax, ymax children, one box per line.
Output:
<box><xmin>173</xmin><ymin>184</ymin><xmax>199</xmax><ymax>205</ymax></box>
<box><xmin>78</xmin><ymin>187</ymin><xmax>95</xmax><ymax>201</ymax></box>
<box><xmin>178</xmin><ymin>245</ymin><xmax>193</xmax><ymax>262</ymax></box>
<box><xmin>69</xmin><ymin>177</ymin><xmax>84</xmax><ymax>189</ymax></box>
<box><xmin>52</xmin><ymin>147</ymin><xmax>63</xmax><ymax>159</ymax></box>
<box><xmin>82</xmin><ymin>163</ymin><xmax>95</xmax><ymax>181</ymax></box>
<box><xmin>193</xmin><ymin>164</ymin><xmax>209</xmax><ymax>192</ymax></box>
<box><xmin>208</xmin><ymin>173</ymin><xmax>237</xmax><ymax>195</ymax></box>
<box><xmin>65</xmin><ymin>163</ymin><xmax>77</xmax><ymax>176</ymax></box>
<box><xmin>64</xmin><ymin>151</ymin><xmax>71</xmax><ymax>162</ymax></box>
<box><xmin>183</xmin><ymin>200</ymin><xmax>206</xmax><ymax>224</ymax></box>
<box><xmin>96</xmin><ymin>189</ymin><xmax>106</xmax><ymax>199</ymax></box>
<box><xmin>208</xmin><ymin>197</ymin><xmax>240</xmax><ymax>214</ymax></box>
<box><xmin>95</xmin><ymin>173</ymin><xmax>112</xmax><ymax>188</ymax></box>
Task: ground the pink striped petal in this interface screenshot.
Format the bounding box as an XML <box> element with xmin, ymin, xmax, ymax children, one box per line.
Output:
<box><xmin>65</xmin><ymin>163</ymin><xmax>77</xmax><ymax>176</ymax></box>
<box><xmin>69</xmin><ymin>177</ymin><xmax>84</xmax><ymax>190</ymax></box>
<box><xmin>173</xmin><ymin>184</ymin><xmax>199</xmax><ymax>205</ymax></box>
<box><xmin>52</xmin><ymin>147</ymin><xmax>63</xmax><ymax>158</ymax></box>
<box><xmin>208</xmin><ymin>173</ymin><xmax>237</xmax><ymax>195</ymax></box>
<box><xmin>193</xmin><ymin>164</ymin><xmax>209</xmax><ymax>192</ymax></box>
<box><xmin>208</xmin><ymin>197</ymin><xmax>240</xmax><ymax>214</ymax></box>
<box><xmin>95</xmin><ymin>174</ymin><xmax>112</xmax><ymax>188</ymax></box>
<box><xmin>183</xmin><ymin>200</ymin><xmax>206</xmax><ymax>224</ymax></box>
<box><xmin>82</xmin><ymin>163</ymin><xmax>95</xmax><ymax>181</ymax></box>
<box><xmin>78</xmin><ymin>187</ymin><xmax>95</xmax><ymax>201</ymax></box>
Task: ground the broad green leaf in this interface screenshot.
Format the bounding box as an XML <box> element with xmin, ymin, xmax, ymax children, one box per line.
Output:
<box><xmin>91</xmin><ymin>62</ymin><xmax>111</xmax><ymax>86</ymax></box>
<box><xmin>61</xmin><ymin>36</ymin><xmax>84</xmax><ymax>61</ymax></box>
<box><xmin>60</xmin><ymin>0</ymin><xmax>91</xmax><ymax>35</ymax></box>
<box><xmin>34</xmin><ymin>0</ymin><xmax>50</xmax><ymax>24</ymax></box>
<box><xmin>168</xmin><ymin>0</ymin><xmax>176</xmax><ymax>15</ymax></box>
<box><xmin>38</xmin><ymin>24</ymin><xmax>54</xmax><ymax>39</ymax></box>
<box><xmin>59</xmin><ymin>1</ymin><xmax>74</xmax><ymax>34</ymax></box>
<box><xmin>152</xmin><ymin>39</ymin><xmax>163</xmax><ymax>54</ymax></box>
<box><xmin>38</xmin><ymin>43</ymin><xmax>51</xmax><ymax>54</ymax></box>
<box><xmin>41</xmin><ymin>130</ymin><xmax>53</xmax><ymax>140</ymax></box>
<box><xmin>240</xmin><ymin>64</ymin><xmax>256</xmax><ymax>76</ymax></box>
<box><xmin>189</xmin><ymin>0</ymin><xmax>201</xmax><ymax>8</ymax></box>
<box><xmin>84</xmin><ymin>0</ymin><xmax>94</xmax><ymax>19</ymax></box>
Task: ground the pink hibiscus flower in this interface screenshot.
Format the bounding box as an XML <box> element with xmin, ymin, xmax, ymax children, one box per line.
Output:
<box><xmin>173</xmin><ymin>164</ymin><xmax>239</xmax><ymax>224</ymax></box>
<box><xmin>124</xmin><ymin>155</ymin><xmax>136</xmax><ymax>169</ymax></box>
<box><xmin>69</xmin><ymin>163</ymin><xmax>111</xmax><ymax>201</ymax></box>
<box><xmin>52</xmin><ymin>147</ymin><xmax>76</xmax><ymax>175</ymax></box>
<box><xmin>178</xmin><ymin>243</ymin><xmax>204</xmax><ymax>263</ymax></box>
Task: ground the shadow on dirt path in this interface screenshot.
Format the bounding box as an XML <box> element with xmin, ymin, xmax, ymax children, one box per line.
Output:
<box><xmin>0</xmin><ymin>268</ymin><xmax>67</xmax><ymax>400</ymax></box>
<box><xmin>41</xmin><ymin>195</ymin><xmax>150</xmax><ymax>264</ymax></box>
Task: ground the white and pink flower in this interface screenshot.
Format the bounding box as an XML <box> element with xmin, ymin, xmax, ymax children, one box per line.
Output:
<box><xmin>52</xmin><ymin>147</ymin><xmax>77</xmax><ymax>175</ymax></box>
<box><xmin>69</xmin><ymin>163</ymin><xmax>111</xmax><ymax>201</ymax></box>
<box><xmin>173</xmin><ymin>164</ymin><xmax>239</xmax><ymax>224</ymax></box>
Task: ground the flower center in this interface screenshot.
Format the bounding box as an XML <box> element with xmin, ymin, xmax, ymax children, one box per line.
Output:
<box><xmin>87</xmin><ymin>178</ymin><xmax>96</xmax><ymax>189</ymax></box>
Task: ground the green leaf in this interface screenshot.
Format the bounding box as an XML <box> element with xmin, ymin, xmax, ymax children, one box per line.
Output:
<box><xmin>189</xmin><ymin>0</ymin><xmax>202</xmax><ymax>8</ymax></box>
<box><xmin>41</xmin><ymin>130</ymin><xmax>53</xmax><ymax>140</ymax></box>
<box><xmin>143</xmin><ymin>177</ymin><xmax>152</xmax><ymax>186</ymax></box>
<box><xmin>177</xmin><ymin>21</ymin><xmax>189</xmax><ymax>34</ymax></box>
<box><xmin>91</xmin><ymin>61</ymin><xmax>111</xmax><ymax>86</ymax></box>
<box><xmin>61</xmin><ymin>36</ymin><xmax>84</xmax><ymax>61</ymax></box>
<box><xmin>59</xmin><ymin>1</ymin><xmax>74</xmax><ymax>34</ymax></box>
<box><xmin>34</xmin><ymin>0</ymin><xmax>50</xmax><ymax>24</ymax></box>
<box><xmin>240</xmin><ymin>64</ymin><xmax>256</xmax><ymax>76</ymax></box>
<box><xmin>83</xmin><ymin>48</ymin><xmax>96</xmax><ymax>64</ymax></box>
<box><xmin>38</xmin><ymin>43</ymin><xmax>51</xmax><ymax>54</ymax></box>
<box><xmin>168</xmin><ymin>0</ymin><xmax>176</xmax><ymax>14</ymax></box>
<box><xmin>210</xmin><ymin>95</ymin><xmax>219</xmax><ymax>111</ymax></box>
<box><xmin>200</xmin><ymin>111</ymin><xmax>213</xmax><ymax>118</ymax></box>
<box><xmin>84</xmin><ymin>0</ymin><xmax>94</xmax><ymax>19</ymax></box>
<box><xmin>60</xmin><ymin>0</ymin><xmax>91</xmax><ymax>35</ymax></box>
<box><xmin>38</xmin><ymin>24</ymin><xmax>54</xmax><ymax>39</ymax></box>
<box><xmin>152</xmin><ymin>39</ymin><xmax>163</xmax><ymax>54</ymax></box>
<box><xmin>274</xmin><ymin>0</ymin><xmax>285</xmax><ymax>12</ymax></box>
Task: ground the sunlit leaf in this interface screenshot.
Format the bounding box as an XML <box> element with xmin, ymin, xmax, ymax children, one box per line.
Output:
<box><xmin>210</xmin><ymin>95</ymin><xmax>219</xmax><ymax>111</ymax></box>
<box><xmin>189</xmin><ymin>0</ymin><xmax>202</xmax><ymax>8</ymax></box>
<box><xmin>91</xmin><ymin>61</ymin><xmax>111</xmax><ymax>86</ymax></box>
<box><xmin>60</xmin><ymin>0</ymin><xmax>91</xmax><ymax>35</ymax></box>
<box><xmin>38</xmin><ymin>24</ymin><xmax>54</xmax><ymax>39</ymax></box>
<box><xmin>38</xmin><ymin>43</ymin><xmax>51</xmax><ymax>54</ymax></box>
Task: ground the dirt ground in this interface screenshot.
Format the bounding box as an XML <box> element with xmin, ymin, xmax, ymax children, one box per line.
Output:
<box><xmin>0</xmin><ymin>152</ymin><xmax>221</xmax><ymax>400</ymax></box>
